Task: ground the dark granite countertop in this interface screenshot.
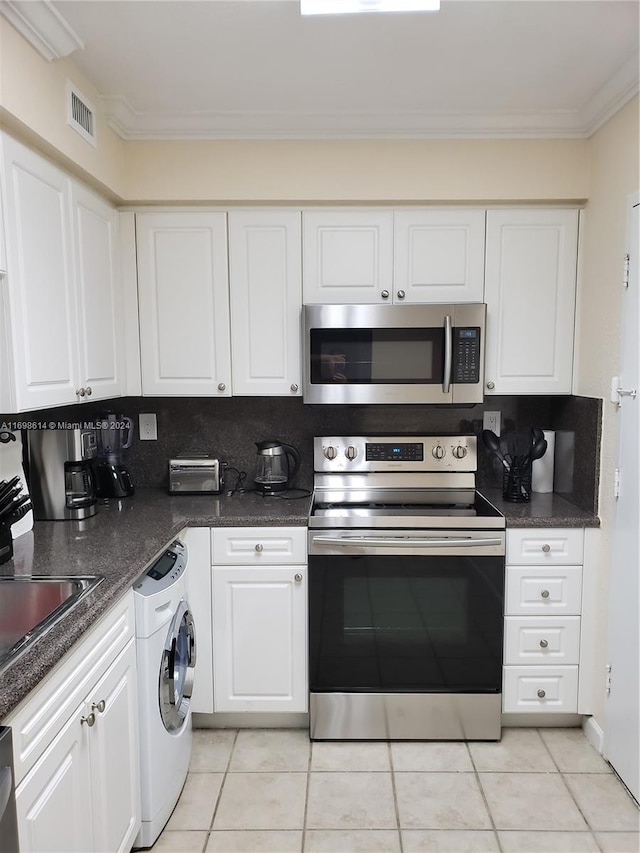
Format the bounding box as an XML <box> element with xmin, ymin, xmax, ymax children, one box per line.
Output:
<box><xmin>480</xmin><ymin>488</ymin><xmax>600</xmax><ymax>528</ymax></box>
<box><xmin>0</xmin><ymin>488</ymin><xmax>311</xmax><ymax>720</ymax></box>
<box><xmin>0</xmin><ymin>484</ymin><xmax>597</xmax><ymax>719</ymax></box>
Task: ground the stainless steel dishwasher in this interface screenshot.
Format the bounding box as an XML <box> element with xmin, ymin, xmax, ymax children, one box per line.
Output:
<box><xmin>0</xmin><ymin>726</ymin><xmax>19</xmax><ymax>852</ymax></box>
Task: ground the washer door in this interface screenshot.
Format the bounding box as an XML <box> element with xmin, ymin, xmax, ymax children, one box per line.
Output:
<box><xmin>159</xmin><ymin>599</ymin><xmax>196</xmax><ymax>732</ymax></box>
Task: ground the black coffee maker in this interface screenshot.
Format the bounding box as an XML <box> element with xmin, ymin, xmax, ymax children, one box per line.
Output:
<box><xmin>94</xmin><ymin>413</ymin><xmax>135</xmax><ymax>498</ymax></box>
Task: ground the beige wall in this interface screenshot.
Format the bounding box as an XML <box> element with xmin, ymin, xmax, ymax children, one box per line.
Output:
<box><xmin>0</xmin><ymin>18</ymin><xmax>126</xmax><ymax>200</ymax></box>
<box><xmin>577</xmin><ymin>95</ymin><xmax>639</xmax><ymax>727</ymax></box>
<box><xmin>123</xmin><ymin>137</ymin><xmax>590</xmax><ymax>204</ymax></box>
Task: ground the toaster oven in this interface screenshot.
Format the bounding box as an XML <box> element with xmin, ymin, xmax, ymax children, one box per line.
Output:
<box><xmin>168</xmin><ymin>456</ymin><xmax>224</xmax><ymax>495</ymax></box>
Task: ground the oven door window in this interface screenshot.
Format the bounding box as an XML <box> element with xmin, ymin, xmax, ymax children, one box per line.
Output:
<box><xmin>309</xmin><ymin>554</ymin><xmax>504</xmax><ymax>693</ymax></box>
<box><xmin>310</xmin><ymin>328</ymin><xmax>444</xmax><ymax>385</ymax></box>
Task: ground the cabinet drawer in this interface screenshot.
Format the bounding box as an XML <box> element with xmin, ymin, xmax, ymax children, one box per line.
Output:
<box><xmin>507</xmin><ymin>529</ymin><xmax>583</xmax><ymax>565</ymax></box>
<box><xmin>212</xmin><ymin>526</ymin><xmax>306</xmax><ymax>565</ymax></box>
<box><xmin>505</xmin><ymin>566</ymin><xmax>582</xmax><ymax>615</ymax></box>
<box><xmin>6</xmin><ymin>592</ymin><xmax>135</xmax><ymax>786</ymax></box>
<box><xmin>504</xmin><ymin>616</ymin><xmax>580</xmax><ymax>665</ymax></box>
<box><xmin>502</xmin><ymin>666</ymin><xmax>578</xmax><ymax>713</ymax></box>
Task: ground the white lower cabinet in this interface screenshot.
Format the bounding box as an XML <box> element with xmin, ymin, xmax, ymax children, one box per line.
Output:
<box><xmin>503</xmin><ymin>528</ymin><xmax>585</xmax><ymax>714</ymax></box>
<box><xmin>211</xmin><ymin>527</ymin><xmax>307</xmax><ymax>714</ymax></box>
<box><xmin>7</xmin><ymin>593</ymin><xmax>140</xmax><ymax>853</ymax></box>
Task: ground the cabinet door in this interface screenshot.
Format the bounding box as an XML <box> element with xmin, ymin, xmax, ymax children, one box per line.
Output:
<box><xmin>88</xmin><ymin>640</ymin><xmax>140</xmax><ymax>853</ymax></box>
<box><xmin>213</xmin><ymin>566</ymin><xmax>307</xmax><ymax>713</ymax></box>
<box><xmin>1</xmin><ymin>135</ymin><xmax>78</xmax><ymax>410</ymax></box>
<box><xmin>394</xmin><ymin>209</ymin><xmax>486</xmax><ymax>303</ymax></box>
<box><xmin>484</xmin><ymin>209</ymin><xmax>578</xmax><ymax>395</ymax></box>
<box><xmin>136</xmin><ymin>212</ymin><xmax>231</xmax><ymax>395</ymax></box>
<box><xmin>16</xmin><ymin>707</ymin><xmax>93</xmax><ymax>853</ymax></box>
<box><xmin>71</xmin><ymin>182</ymin><xmax>125</xmax><ymax>402</ymax></box>
<box><xmin>302</xmin><ymin>210</ymin><xmax>394</xmax><ymax>304</ymax></box>
<box><xmin>229</xmin><ymin>211</ymin><xmax>302</xmax><ymax>395</ymax></box>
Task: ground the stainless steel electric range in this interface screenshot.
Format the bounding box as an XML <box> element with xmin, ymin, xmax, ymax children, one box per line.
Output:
<box><xmin>308</xmin><ymin>434</ymin><xmax>506</xmax><ymax>741</ymax></box>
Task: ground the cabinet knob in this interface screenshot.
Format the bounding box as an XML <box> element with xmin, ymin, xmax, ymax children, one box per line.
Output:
<box><xmin>294</xmin><ymin>573</ymin><xmax>303</xmax><ymax>583</ymax></box>
<box><xmin>255</xmin><ymin>543</ymin><xmax>264</xmax><ymax>553</ymax></box>
<box><xmin>542</xmin><ymin>544</ymin><xmax>551</xmax><ymax>553</ymax></box>
<box><xmin>81</xmin><ymin>712</ymin><xmax>96</xmax><ymax>727</ymax></box>
<box><xmin>537</xmin><ymin>689</ymin><xmax>546</xmax><ymax>699</ymax></box>
<box><xmin>290</xmin><ymin>383</ymin><xmax>299</xmax><ymax>393</ymax></box>
<box><xmin>541</xmin><ymin>589</ymin><xmax>550</xmax><ymax>599</ymax></box>
<box><xmin>539</xmin><ymin>639</ymin><xmax>549</xmax><ymax>649</ymax></box>
<box><xmin>76</xmin><ymin>387</ymin><xmax>86</xmax><ymax>397</ymax></box>
<box><xmin>381</xmin><ymin>290</ymin><xmax>390</xmax><ymax>299</ymax></box>
<box><xmin>85</xmin><ymin>386</ymin><xmax>92</xmax><ymax>397</ymax></box>
<box><xmin>486</xmin><ymin>381</ymin><xmax>495</xmax><ymax>390</ymax></box>
<box><xmin>396</xmin><ymin>290</ymin><xmax>405</xmax><ymax>299</ymax></box>
<box><xmin>92</xmin><ymin>699</ymin><xmax>106</xmax><ymax>713</ymax></box>
<box><xmin>217</xmin><ymin>382</ymin><xmax>226</xmax><ymax>392</ymax></box>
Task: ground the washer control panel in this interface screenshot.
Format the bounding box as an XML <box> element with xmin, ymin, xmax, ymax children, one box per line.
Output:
<box><xmin>134</xmin><ymin>540</ymin><xmax>188</xmax><ymax>596</ymax></box>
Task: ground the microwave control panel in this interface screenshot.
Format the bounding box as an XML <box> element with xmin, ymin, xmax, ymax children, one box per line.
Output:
<box><xmin>453</xmin><ymin>327</ymin><xmax>481</xmax><ymax>384</ymax></box>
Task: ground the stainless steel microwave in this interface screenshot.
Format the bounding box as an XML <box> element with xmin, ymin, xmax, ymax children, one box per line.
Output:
<box><xmin>303</xmin><ymin>303</ymin><xmax>486</xmax><ymax>405</ymax></box>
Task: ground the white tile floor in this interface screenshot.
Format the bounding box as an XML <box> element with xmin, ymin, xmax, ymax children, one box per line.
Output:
<box><xmin>149</xmin><ymin>727</ymin><xmax>639</xmax><ymax>853</ymax></box>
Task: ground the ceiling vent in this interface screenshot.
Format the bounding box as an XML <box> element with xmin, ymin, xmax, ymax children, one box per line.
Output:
<box><xmin>66</xmin><ymin>82</ymin><xmax>97</xmax><ymax>147</ymax></box>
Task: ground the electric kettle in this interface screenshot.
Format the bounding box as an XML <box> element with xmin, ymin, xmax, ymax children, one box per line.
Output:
<box><xmin>254</xmin><ymin>440</ymin><xmax>301</xmax><ymax>494</ymax></box>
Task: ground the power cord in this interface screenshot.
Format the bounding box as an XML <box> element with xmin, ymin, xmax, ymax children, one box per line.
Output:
<box><xmin>222</xmin><ymin>465</ymin><xmax>247</xmax><ymax>497</ymax></box>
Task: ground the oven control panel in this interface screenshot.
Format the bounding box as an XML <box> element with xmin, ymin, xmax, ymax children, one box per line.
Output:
<box><xmin>314</xmin><ymin>435</ymin><xmax>477</xmax><ymax>473</ymax></box>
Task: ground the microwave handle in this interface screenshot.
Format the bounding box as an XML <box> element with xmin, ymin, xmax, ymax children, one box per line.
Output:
<box><xmin>442</xmin><ymin>314</ymin><xmax>453</xmax><ymax>394</ymax></box>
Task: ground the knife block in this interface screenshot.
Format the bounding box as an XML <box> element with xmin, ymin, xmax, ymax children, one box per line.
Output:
<box><xmin>0</xmin><ymin>524</ymin><xmax>13</xmax><ymax>565</ymax></box>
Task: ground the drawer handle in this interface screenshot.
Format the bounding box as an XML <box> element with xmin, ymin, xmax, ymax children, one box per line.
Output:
<box><xmin>539</xmin><ymin>639</ymin><xmax>549</xmax><ymax>649</ymax></box>
<box><xmin>81</xmin><ymin>712</ymin><xmax>96</xmax><ymax>727</ymax></box>
<box><xmin>92</xmin><ymin>700</ymin><xmax>106</xmax><ymax>714</ymax></box>
<box><xmin>537</xmin><ymin>689</ymin><xmax>546</xmax><ymax>699</ymax></box>
<box><xmin>294</xmin><ymin>573</ymin><xmax>303</xmax><ymax>583</ymax></box>
<box><xmin>540</xmin><ymin>589</ymin><xmax>550</xmax><ymax>599</ymax></box>
<box><xmin>255</xmin><ymin>543</ymin><xmax>264</xmax><ymax>553</ymax></box>
<box><xmin>542</xmin><ymin>544</ymin><xmax>551</xmax><ymax>553</ymax></box>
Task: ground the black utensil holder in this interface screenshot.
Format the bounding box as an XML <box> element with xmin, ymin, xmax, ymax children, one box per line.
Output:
<box><xmin>503</xmin><ymin>464</ymin><xmax>532</xmax><ymax>503</ymax></box>
<box><xmin>0</xmin><ymin>524</ymin><xmax>13</xmax><ymax>565</ymax></box>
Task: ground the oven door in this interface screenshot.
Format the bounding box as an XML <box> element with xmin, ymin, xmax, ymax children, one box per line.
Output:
<box><xmin>308</xmin><ymin>529</ymin><xmax>505</xmax><ymax>739</ymax></box>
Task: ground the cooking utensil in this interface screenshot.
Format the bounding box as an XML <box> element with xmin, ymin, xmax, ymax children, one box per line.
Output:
<box><xmin>0</xmin><ymin>486</ymin><xmax>23</xmax><ymax>518</ymax></box>
<box><xmin>1</xmin><ymin>501</ymin><xmax>33</xmax><ymax>529</ymax></box>
<box><xmin>481</xmin><ymin>430</ymin><xmax>509</xmax><ymax>468</ymax></box>
<box><xmin>0</xmin><ymin>477</ymin><xmax>21</xmax><ymax>504</ymax></box>
<box><xmin>0</xmin><ymin>494</ymin><xmax>31</xmax><ymax>525</ymax></box>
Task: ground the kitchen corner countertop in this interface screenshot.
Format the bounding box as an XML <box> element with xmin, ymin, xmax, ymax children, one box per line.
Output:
<box><xmin>480</xmin><ymin>488</ymin><xmax>600</xmax><ymax>528</ymax></box>
<box><xmin>0</xmin><ymin>488</ymin><xmax>311</xmax><ymax>720</ymax></box>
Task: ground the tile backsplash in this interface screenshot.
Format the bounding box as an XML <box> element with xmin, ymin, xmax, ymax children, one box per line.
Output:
<box><xmin>4</xmin><ymin>394</ymin><xmax>600</xmax><ymax>515</ymax></box>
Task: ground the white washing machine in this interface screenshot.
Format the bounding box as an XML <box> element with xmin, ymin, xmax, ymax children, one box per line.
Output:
<box><xmin>133</xmin><ymin>538</ymin><xmax>196</xmax><ymax>848</ymax></box>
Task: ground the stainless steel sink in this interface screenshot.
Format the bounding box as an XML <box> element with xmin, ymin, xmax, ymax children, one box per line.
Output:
<box><xmin>0</xmin><ymin>576</ymin><xmax>104</xmax><ymax>673</ymax></box>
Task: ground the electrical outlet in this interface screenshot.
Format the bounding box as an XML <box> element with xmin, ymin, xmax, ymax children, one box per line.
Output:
<box><xmin>139</xmin><ymin>413</ymin><xmax>157</xmax><ymax>441</ymax></box>
<box><xmin>483</xmin><ymin>410</ymin><xmax>501</xmax><ymax>436</ymax></box>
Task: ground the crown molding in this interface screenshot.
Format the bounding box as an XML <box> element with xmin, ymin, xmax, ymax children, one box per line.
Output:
<box><xmin>580</xmin><ymin>53</ymin><xmax>640</xmax><ymax>135</ymax></box>
<box><xmin>104</xmin><ymin>95</ymin><xmax>593</xmax><ymax>141</ymax></box>
<box><xmin>0</xmin><ymin>0</ymin><xmax>83</xmax><ymax>61</ymax></box>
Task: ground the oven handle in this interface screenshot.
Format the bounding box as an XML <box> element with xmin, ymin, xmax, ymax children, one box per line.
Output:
<box><xmin>311</xmin><ymin>535</ymin><xmax>504</xmax><ymax>548</ymax></box>
<box><xmin>442</xmin><ymin>314</ymin><xmax>453</xmax><ymax>394</ymax></box>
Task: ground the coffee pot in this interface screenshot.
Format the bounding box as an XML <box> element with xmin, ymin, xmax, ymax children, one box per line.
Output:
<box><xmin>254</xmin><ymin>440</ymin><xmax>301</xmax><ymax>494</ymax></box>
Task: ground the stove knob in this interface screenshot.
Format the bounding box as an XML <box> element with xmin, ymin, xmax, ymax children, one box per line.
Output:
<box><xmin>452</xmin><ymin>445</ymin><xmax>468</xmax><ymax>459</ymax></box>
<box><xmin>432</xmin><ymin>444</ymin><xmax>446</xmax><ymax>460</ymax></box>
<box><xmin>345</xmin><ymin>445</ymin><xmax>358</xmax><ymax>461</ymax></box>
<box><xmin>324</xmin><ymin>446</ymin><xmax>337</xmax><ymax>460</ymax></box>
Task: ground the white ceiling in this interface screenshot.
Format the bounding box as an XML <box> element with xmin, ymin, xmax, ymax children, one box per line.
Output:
<box><xmin>19</xmin><ymin>0</ymin><xmax>640</xmax><ymax>138</ymax></box>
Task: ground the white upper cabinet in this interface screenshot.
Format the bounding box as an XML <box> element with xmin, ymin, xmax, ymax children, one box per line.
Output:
<box><xmin>71</xmin><ymin>183</ymin><xmax>125</xmax><ymax>402</ymax></box>
<box><xmin>484</xmin><ymin>209</ymin><xmax>579</xmax><ymax>395</ymax></box>
<box><xmin>229</xmin><ymin>210</ymin><xmax>302</xmax><ymax>396</ymax></box>
<box><xmin>0</xmin><ymin>134</ymin><xmax>126</xmax><ymax>412</ymax></box>
<box><xmin>136</xmin><ymin>212</ymin><xmax>231</xmax><ymax>396</ymax></box>
<box><xmin>1</xmin><ymin>135</ymin><xmax>77</xmax><ymax>411</ymax></box>
<box><xmin>302</xmin><ymin>210</ymin><xmax>394</xmax><ymax>304</ymax></box>
<box><xmin>394</xmin><ymin>209</ymin><xmax>486</xmax><ymax>303</ymax></box>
